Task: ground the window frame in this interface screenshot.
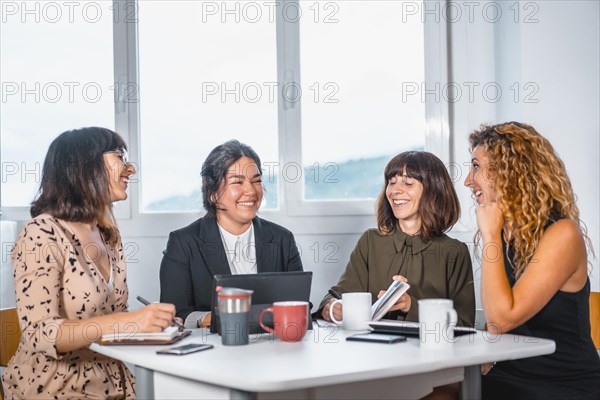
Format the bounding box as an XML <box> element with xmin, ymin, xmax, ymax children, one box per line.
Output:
<box><xmin>1</xmin><ymin>0</ymin><xmax>451</xmax><ymax>235</ymax></box>
<box><xmin>280</xmin><ymin>0</ymin><xmax>450</xmax><ymax>216</ymax></box>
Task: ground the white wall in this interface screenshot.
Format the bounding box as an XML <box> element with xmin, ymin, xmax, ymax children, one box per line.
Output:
<box><xmin>517</xmin><ymin>1</ymin><xmax>600</xmax><ymax>291</ymax></box>
<box><xmin>449</xmin><ymin>0</ymin><xmax>599</xmax><ymax>293</ymax></box>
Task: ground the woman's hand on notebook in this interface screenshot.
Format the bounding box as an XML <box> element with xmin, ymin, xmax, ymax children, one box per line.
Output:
<box><xmin>126</xmin><ymin>303</ymin><xmax>177</xmax><ymax>333</ymax></box>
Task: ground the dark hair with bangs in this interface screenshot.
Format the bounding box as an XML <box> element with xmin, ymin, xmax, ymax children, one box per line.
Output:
<box><xmin>201</xmin><ymin>140</ymin><xmax>262</xmax><ymax>216</ymax></box>
<box><xmin>376</xmin><ymin>151</ymin><xmax>460</xmax><ymax>241</ymax></box>
<box><xmin>31</xmin><ymin>127</ymin><xmax>127</xmax><ymax>245</ymax></box>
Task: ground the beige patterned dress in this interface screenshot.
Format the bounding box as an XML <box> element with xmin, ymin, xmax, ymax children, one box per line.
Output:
<box><xmin>2</xmin><ymin>214</ymin><xmax>135</xmax><ymax>399</ymax></box>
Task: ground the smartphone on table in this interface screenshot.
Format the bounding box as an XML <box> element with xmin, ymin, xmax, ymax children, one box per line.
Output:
<box><xmin>156</xmin><ymin>343</ymin><xmax>214</xmax><ymax>355</ymax></box>
<box><xmin>346</xmin><ymin>333</ymin><xmax>407</xmax><ymax>344</ymax></box>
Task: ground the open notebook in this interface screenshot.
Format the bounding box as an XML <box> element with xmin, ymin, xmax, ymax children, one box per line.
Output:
<box><xmin>99</xmin><ymin>326</ymin><xmax>190</xmax><ymax>345</ymax></box>
<box><xmin>370</xmin><ymin>280</ymin><xmax>411</xmax><ymax>321</ymax></box>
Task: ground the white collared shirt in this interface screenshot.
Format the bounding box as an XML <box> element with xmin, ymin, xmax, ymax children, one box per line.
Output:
<box><xmin>184</xmin><ymin>223</ymin><xmax>258</xmax><ymax>329</ymax></box>
<box><xmin>217</xmin><ymin>223</ymin><xmax>257</xmax><ymax>275</ymax></box>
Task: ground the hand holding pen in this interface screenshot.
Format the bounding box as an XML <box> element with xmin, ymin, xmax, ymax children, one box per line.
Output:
<box><xmin>136</xmin><ymin>296</ymin><xmax>185</xmax><ymax>331</ymax></box>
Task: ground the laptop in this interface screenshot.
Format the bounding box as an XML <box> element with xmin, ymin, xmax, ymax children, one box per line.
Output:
<box><xmin>210</xmin><ymin>271</ymin><xmax>313</xmax><ymax>334</ymax></box>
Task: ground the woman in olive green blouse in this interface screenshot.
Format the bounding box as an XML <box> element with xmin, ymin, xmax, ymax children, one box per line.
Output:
<box><xmin>320</xmin><ymin>151</ymin><xmax>475</xmax><ymax>327</ymax></box>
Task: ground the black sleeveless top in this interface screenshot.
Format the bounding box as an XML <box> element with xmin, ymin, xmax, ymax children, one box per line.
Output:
<box><xmin>483</xmin><ymin>217</ymin><xmax>600</xmax><ymax>399</ymax></box>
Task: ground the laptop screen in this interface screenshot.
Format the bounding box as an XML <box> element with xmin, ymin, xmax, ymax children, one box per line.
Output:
<box><xmin>210</xmin><ymin>271</ymin><xmax>313</xmax><ymax>334</ymax></box>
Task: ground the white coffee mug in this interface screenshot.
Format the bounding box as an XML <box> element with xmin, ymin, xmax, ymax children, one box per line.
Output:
<box><xmin>330</xmin><ymin>292</ymin><xmax>372</xmax><ymax>331</ymax></box>
<box><xmin>418</xmin><ymin>299</ymin><xmax>458</xmax><ymax>349</ymax></box>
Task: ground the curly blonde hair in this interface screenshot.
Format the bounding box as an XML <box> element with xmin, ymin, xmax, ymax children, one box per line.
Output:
<box><xmin>468</xmin><ymin>122</ymin><xmax>592</xmax><ymax>279</ymax></box>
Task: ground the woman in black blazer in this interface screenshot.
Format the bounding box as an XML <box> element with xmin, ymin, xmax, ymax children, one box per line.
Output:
<box><xmin>160</xmin><ymin>140</ymin><xmax>303</xmax><ymax>328</ymax></box>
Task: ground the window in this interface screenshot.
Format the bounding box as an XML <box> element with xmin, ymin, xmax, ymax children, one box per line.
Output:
<box><xmin>137</xmin><ymin>1</ymin><xmax>279</xmax><ymax>212</ymax></box>
<box><xmin>2</xmin><ymin>0</ymin><xmax>449</xmax><ymax>224</ymax></box>
<box><xmin>0</xmin><ymin>1</ymin><xmax>115</xmax><ymax>208</ymax></box>
<box><xmin>299</xmin><ymin>1</ymin><xmax>426</xmax><ymax>201</ymax></box>
<box><xmin>135</xmin><ymin>0</ymin><xmax>432</xmax><ymax>215</ymax></box>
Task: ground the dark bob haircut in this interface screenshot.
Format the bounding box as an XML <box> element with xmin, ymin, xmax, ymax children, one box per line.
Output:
<box><xmin>376</xmin><ymin>151</ymin><xmax>460</xmax><ymax>241</ymax></box>
<box><xmin>31</xmin><ymin>127</ymin><xmax>127</xmax><ymax>245</ymax></box>
<box><xmin>201</xmin><ymin>140</ymin><xmax>262</xmax><ymax>216</ymax></box>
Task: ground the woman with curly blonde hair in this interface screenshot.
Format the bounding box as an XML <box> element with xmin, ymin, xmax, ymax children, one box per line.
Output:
<box><xmin>464</xmin><ymin>122</ymin><xmax>600</xmax><ymax>399</ymax></box>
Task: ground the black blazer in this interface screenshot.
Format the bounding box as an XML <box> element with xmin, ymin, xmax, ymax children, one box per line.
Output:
<box><xmin>159</xmin><ymin>216</ymin><xmax>304</xmax><ymax>320</ymax></box>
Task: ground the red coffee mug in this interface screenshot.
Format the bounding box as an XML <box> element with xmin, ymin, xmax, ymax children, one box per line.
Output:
<box><xmin>258</xmin><ymin>301</ymin><xmax>309</xmax><ymax>342</ymax></box>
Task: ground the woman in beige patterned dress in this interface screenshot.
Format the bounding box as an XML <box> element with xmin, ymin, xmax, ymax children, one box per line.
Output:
<box><xmin>2</xmin><ymin>127</ymin><xmax>177</xmax><ymax>399</ymax></box>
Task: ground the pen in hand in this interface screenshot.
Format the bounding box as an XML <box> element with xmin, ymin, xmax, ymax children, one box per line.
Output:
<box><xmin>328</xmin><ymin>289</ymin><xmax>342</xmax><ymax>300</ymax></box>
<box><xmin>136</xmin><ymin>295</ymin><xmax>185</xmax><ymax>331</ymax></box>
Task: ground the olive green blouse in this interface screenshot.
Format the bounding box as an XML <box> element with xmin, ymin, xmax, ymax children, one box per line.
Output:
<box><xmin>319</xmin><ymin>228</ymin><xmax>475</xmax><ymax>327</ymax></box>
